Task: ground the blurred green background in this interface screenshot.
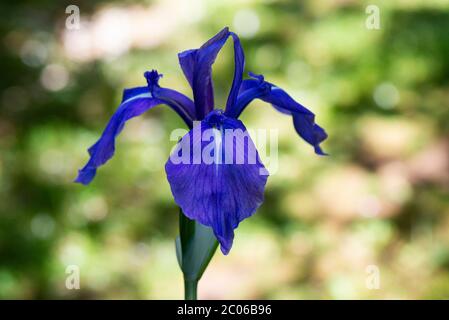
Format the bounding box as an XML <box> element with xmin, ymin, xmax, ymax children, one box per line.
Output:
<box><xmin>0</xmin><ymin>0</ymin><xmax>448</xmax><ymax>299</ymax></box>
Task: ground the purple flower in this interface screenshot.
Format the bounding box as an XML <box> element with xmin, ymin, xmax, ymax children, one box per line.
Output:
<box><xmin>75</xmin><ymin>27</ymin><xmax>327</xmax><ymax>254</ymax></box>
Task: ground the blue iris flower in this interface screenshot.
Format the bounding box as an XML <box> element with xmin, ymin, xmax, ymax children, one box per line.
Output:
<box><xmin>75</xmin><ymin>27</ymin><xmax>327</xmax><ymax>255</ymax></box>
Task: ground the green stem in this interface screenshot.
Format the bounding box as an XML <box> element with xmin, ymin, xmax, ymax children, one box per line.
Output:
<box><xmin>184</xmin><ymin>279</ymin><xmax>198</xmax><ymax>300</ymax></box>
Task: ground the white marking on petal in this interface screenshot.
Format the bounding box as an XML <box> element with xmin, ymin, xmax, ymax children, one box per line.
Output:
<box><xmin>123</xmin><ymin>92</ymin><xmax>152</xmax><ymax>104</ymax></box>
<box><xmin>212</xmin><ymin>127</ymin><xmax>223</xmax><ymax>173</ymax></box>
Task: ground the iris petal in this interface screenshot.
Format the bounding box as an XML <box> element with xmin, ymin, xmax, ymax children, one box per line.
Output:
<box><xmin>75</xmin><ymin>70</ymin><xmax>196</xmax><ymax>185</ymax></box>
<box><xmin>122</xmin><ymin>86</ymin><xmax>148</xmax><ymax>102</ymax></box>
<box><xmin>75</xmin><ymin>94</ymin><xmax>162</xmax><ymax>185</ymax></box>
<box><xmin>227</xmin><ymin>74</ymin><xmax>328</xmax><ymax>155</ymax></box>
<box><xmin>154</xmin><ymin>86</ymin><xmax>196</xmax><ymax>127</ymax></box>
<box><xmin>178</xmin><ymin>28</ymin><xmax>245</xmax><ymax>120</ymax></box>
<box><xmin>165</xmin><ymin>111</ymin><xmax>268</xmax><ymax>254</ymax></box>
<box><xmin>144</xmin><ymin>70</ymin><xmax>196</xmax><ymax>127</ymax></box>
<box><xmin>178</xmin><ymin>28</ymin><xmax>229</xmax><ymax>118</ymax></box>
<box><xmin>225</xmin><ymin>32</ymin><xmax>245</xmax><ymax>112</ymax></box>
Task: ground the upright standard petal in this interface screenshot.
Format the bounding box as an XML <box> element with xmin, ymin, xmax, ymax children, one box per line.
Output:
<box><xmin>227</xmin><ymin>73</ymin><xmax>328</xmax><ymax>155</ymax></box>
<box><xmin>75</xmin><ymin>70</ymin><xmax>196</xmax><ymax>185</ymax></box>
<box><xmin>225</xmin><ymin>32</ymin><xmax>245</xmax><ymax>112</ymax></box>
<box><xmin>178</xmin><ymin>28</ymin><xmax>245</xmax><ymax>119</ymax></box>
<box><xmin>165</xmin><ymin>110</ymin><xmax>268</xmax><ymax>254</ymax></box>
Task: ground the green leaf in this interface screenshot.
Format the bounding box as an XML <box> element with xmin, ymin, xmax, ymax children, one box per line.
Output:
<box><xmin>175</xmin><ymin>235</ymin><xmax>182</xmax><ymax>268</ymax></box>
<box><xmin>178</xmin><ymin>210</ymin><xmax>218</xmax><ymax>281</ymax></box>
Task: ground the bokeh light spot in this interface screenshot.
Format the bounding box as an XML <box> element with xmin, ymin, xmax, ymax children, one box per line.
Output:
<box><xmin>373</xmin><ymin>82</ymin><xmax>400</xmax><ymax>109</ymax></box>
<box><xmin>233</xmin><ymin>9</ymin><xmax>260</xmax><ymax>38</ymax></box>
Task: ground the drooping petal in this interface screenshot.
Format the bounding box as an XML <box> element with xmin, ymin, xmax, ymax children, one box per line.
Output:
<box><xmin>144</xmin><ymin>70</ymin><xmax>196</xmax><ymax>126</ymax></box>
<box><xmin>75</xmin><ymin>95</ymin><xmax>162</xmax><ymax>185</ymax></box>
<box><xmin>165</xmin><ymin>110</ymin><xmax>268</xmax><ymax>254</ymax></box>
<box><xmin>226</xmin><ymin>73</ymin><xmax>328</xmax><ymax>155</ymax></box>
<box><xmin>178</xmin><ymin>28</ymin><xmax>245</xmax><ymax>120</ymax></box>
<box><xmin>122</xmin><ymin>86</ymin><xmax>148</xmax><ymax>101</ymax></box>
<box><xmin>75</xmin><ymin>70</ymin><xmax>196</xmax><ymax>185</ymax></box>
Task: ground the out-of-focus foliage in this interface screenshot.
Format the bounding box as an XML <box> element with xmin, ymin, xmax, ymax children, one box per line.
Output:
<box><xmin>0</xmin><ymin>0</ymin><xmax>448</xmax><ymax>299</ymax></box>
